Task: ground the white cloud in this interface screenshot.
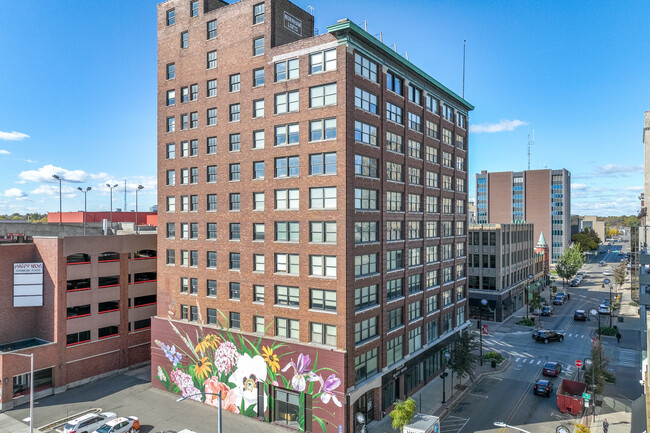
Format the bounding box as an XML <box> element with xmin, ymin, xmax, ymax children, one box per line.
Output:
<box><xmin>470</xmin><ymin>119</ymin><xmax>528</xmax><ymax>133</ymax></box>
<box><xmin>18</xmin><ymin>164</ymin><xmax>109</xmax><ymax>184</ymax></box>
<box><xmin>30</xmin><ymin>185</ymin><xmax>80</xmax><ymax>196</ymax></box>
<box><xmin>0</xmin><ymin>131</ymin><xmax>29</xmax><ymax>141</ymax></box>
<box><xmin>572</xmin><ymin>183</ymin><xmax>588</xmax><ymax>191</ymax></box>
<box><xmin>23</xmin><ymin>159</ymin><xmax>37</xmax><ymax>163</ymax></box>
<box><xmin>594</xmin><ymin>164</ymin><xmax>643</xmax><ymax>176</ymax></box>
<box><xmin>0</xmin><ymin>150</ymin><xmax>10</xmax><ymax>155</ymax></box>
<box><xmin>3</xmin><ymin>188</ymin><xmax>27</xmax><ymax>199</ymax></box>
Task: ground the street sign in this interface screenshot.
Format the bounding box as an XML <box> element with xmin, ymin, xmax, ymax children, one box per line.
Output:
<box><xmin>582</xmin><ymin>392</ymin><xmax>591</xmax><ymax>400</ymax></box>
<box><xmin>575</xmin><ymin>360</ymin><xmax>583</xmax><ymax>368</ymax></box>
<box><xmin>481</xmin><ymin>324</ymin><xmax>488</xmax><ymax>335</ymax></box>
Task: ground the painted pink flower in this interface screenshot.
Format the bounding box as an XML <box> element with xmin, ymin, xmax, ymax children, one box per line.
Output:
<box><xmin>281</xmin><ymin>353</ymin><xmax>315</xmax><ymax>392</ymax></box>
<box><xmin>170</xmin><ymin>369</ymin><xmax>201</xmax><ymax>401</ymax></box>
<box><xmin>204</xmin><ymin>377</ymin><xmax>240</xmax><ymax>413</ymax></box>
<box><xmin>317</xmin><ymin>374</ymin><xmax>342</xmax><ymax>407</ymax></box>
<box><xmin>214</xmin><ymin>341</ymin><xmax>240</xmax><ymax>375</ymax></box>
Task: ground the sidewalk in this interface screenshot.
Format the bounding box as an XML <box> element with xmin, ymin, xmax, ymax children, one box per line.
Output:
<box><xmin>367</xmin><ymin>357</ymin><xmax>510</xmax><ymax>433</ymax></box>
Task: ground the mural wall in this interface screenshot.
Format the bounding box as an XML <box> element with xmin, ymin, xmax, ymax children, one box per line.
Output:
<box><xmin>151</xmin><ymin>315</ymin><xmax>346</xmax><ymax>433</ymax></box>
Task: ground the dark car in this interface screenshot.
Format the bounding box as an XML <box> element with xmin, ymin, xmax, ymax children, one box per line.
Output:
<box><xmin>553</xmin><ymin>296</ymin><xmax>565</xmax><ymax>305</ymax></box>
<box><xmin>540</xmin><ymin>305</ymin><xmax>553</xmax><ymax>316</ymax></box>
<box><xmin>557</xmin><ymin>292</ymin><xmax>568</xmax><ymax>300</ymax></box>
<box><xmin>542</xmin><ymin>361</ymin><xmax>562</xmax><ymax>377</ymax></box>
<box><xmin>532</xmin><ymin>329</ymin><xmax>564</xmax><ymax>344</ymax></box>
<box><xmin>574</xmin><ymin>310</ymin><xmax>587</xmax><ymax>321</ymax></box>
<box><xmin>533</xmin><ymin>379</ymin><xmax>553</xmax><ymax>397</ymax></box>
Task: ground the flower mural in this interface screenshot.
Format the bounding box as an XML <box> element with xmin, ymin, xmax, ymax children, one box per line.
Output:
<box><xmin>155</xmin><ymin>311</ymin><xmax>343</xmax><ymax>433</ymax></box>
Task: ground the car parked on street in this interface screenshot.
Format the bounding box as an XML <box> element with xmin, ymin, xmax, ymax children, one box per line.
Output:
<box><xmin>533</xmin><ymin>379</ymin><xmax>554</xmax><ymax>397</ymax></box>
<box><xmin>541</xmin><ymin>305</ymin><xmax>553</xmax><ymax>316</ymax></box>
<box><xmin>573</xmin><ymin>310</ymin><xmax>587</xmax><ymax>321</ymax></box>
<box><xmin>93</xmin><ymin>417</ymin><xmax>140</xmax><ymax>433</ymax></box>
<box><xmin>553</xmin><ymin>296</ymin><xmax>565</xmax><ymax>305</ymax></box>
<box><xmin>532</xmin><ymin>329</ymin><xmax>564</xmax><ymax>344</ymax></box>
<box><xmin>64</xmin><ymin>412</ymin><xmax>117</xmax><ymax>433</ymax></box>
<box><xmin>542</xmin><ymin>361</ymin><xmax>562</xmax><ymax>377</ymax></box>
<box><xmin>598</xmin><ymin>304</ymin><xmax>611</xmax><ymax>315</ymax></box>
<box><xmin>570</xmin><ymin>279</ymin><xmax>580</xmax><ymax>287</ymax></box>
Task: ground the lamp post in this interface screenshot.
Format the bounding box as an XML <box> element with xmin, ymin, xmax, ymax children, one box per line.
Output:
<box><xmin>441</xmin><ymin>351</ymin><xmax>451</xmax><ymax>403</ymax></box>
<box><xmin>76</xmin><ymin>187</ymin><xmax>91</xmax><ymax>236</ymax></box>
<box><xmin>356</xmin><ymin>412</ymin><xmax>368</xmax><ymax>433</ymax></box>
<box><xmin>590</xmin><ymin>308</ymin><xmax>601</xmax><ymax>340</ymax></box>
<box><xmin>135</xmin><ymin>185</ymin><xmax>144</xmax><ymax>234</ymax></box>
<box><xmin>493</xmin><ymin>422</ymin><xmax>531</xmax><ymax>433</ymax></box>
<box><xmin>479</xmin><ymin>299</ymin><xmax>487</xmax><ymax>366</ymax></box>
<box><xmin>584</xmin><ymin>357</ymin><xmax>595</xmax><ymax>421</ymax></box>
<box><xmin>9</xmin><ymin>353</ymin><xmax>34</xmax><ymax>433</ymax></box>
<box><xmin>52</xmin><ymin>174</ymin><xmax>62</xmax><ymax>226</ymax></box>
<box><xmin>177</xmin><ymin>391</ymin><xmax>222</xmax><ymax>433</ymax></box>
<box><xmin>604</xmin><ymin>278</ymin><xmax>612</xmax><ymax>327</ymax></box>
<box><xmin>106</xmin><ymin>183</ymin><xmax>118</xmax><ymax>233</ymax></box>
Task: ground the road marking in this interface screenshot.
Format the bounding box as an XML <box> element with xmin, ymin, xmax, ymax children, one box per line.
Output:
<box><xmin>618</xmin><ymin>348</ymin><xmax>638</xmax><ymax>367</ymax></box>
<box><xmin>516</xmin><ymin>357</ymin><xmax>520</xmax><ymax>362</ymax></box>
<box><xmin>440</xmin><ymin>415</ymin><xmax>470</xmax><ymax>433</ymax></box>
<box><xmin>537</xmin><ymin>360</ymin><xmax>542</xmax><ymax>365</ymax></box>
<box><xmin>468</xmin><ymin>393</ymin><xmax>488</xmax><ymax>399</ymax></box>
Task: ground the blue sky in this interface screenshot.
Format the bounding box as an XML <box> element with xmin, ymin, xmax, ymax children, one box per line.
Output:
<box><xmin>1</xmin><ymin>0</ymin><xmax>648</xmax><ymax>217</ymax></box>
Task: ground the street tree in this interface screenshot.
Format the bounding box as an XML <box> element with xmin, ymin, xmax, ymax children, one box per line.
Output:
<box><xmin>555</xmin><ymin>243</ymin><xmax>585</xmax><ymax>287</ymax></box>
<box><xmin>449</xmin><ymin>329</ymin><xmax>481</xmax><ymax>383</ymax></box>
<box><xmin>572</xmin><ymin>228</ymin><xmax>601</xmax><ymax>251</ymax></box>
<box><xmin>584</xmin><ymin>340</ymin><xmax>610</xmax><ymax>395</ymax></box>
<box><xmin>389</xmin><ymin>397</ymin><xmax>416</xmax><ymax>433</ymax></box>
<box><xmin>614</xmin><ymin>264</ymin><xmax>626</xmax><ymax>289</ymax></box>
<box><xmin>530</xmin><ymin>291</ymin><xmax>542</xmax><ymax>315</ymax></box>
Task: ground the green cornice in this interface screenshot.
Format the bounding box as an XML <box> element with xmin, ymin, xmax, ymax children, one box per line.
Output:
<box><xmin>327</xmin><ymin>19</ymin><xmax>474</xmax><ymax>111</ymax></box>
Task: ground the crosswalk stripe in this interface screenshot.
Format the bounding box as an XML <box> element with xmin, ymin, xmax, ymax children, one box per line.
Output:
<box><xmin>537</xmin><ymin>360</ymin><xmax>542</xmax><ymax>365</ymax></box>
<box><xmin>516</xmin><ymin>357</ymin><xmax>520</xmax><ymax>362</ymax></box>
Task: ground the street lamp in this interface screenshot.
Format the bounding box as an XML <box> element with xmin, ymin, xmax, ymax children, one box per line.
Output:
<box><xmin>590</xmin><ymin>308</ymin><xmax>601</xmax><ymax>340</ymax></box>
<box><xmin>77</xmin><ymin>187</ymin><xmax>91</xmax><ymax>236</ymax></box>
<box><xmin>106</xmin><ymin>183</ymin><xmax>118</xmax><ymax>233</ymax></box>
<box><xmin>493</xmin><ymin>422</ymin><xmax>531</xmax><ymax>433</ymax></box>
<box><xmin>526</xmin><ymin>274</ymin><xmax>533</xmax><ymax>319</ymax></box>
<box><xmin>604</xmin><ymin>278</ymin><xmax>612</xmax><ymax>327</ymax></box>
<box><xmin>135</xmin><ymin>185</ymin><xmax>144</xmax><ymax>234</ymax></box>
<box><xmin>52</xmin><ymin>174</ymin><xmax>62</xmax><ymax>226</ymax></box>
<box><xmin>441</xmin><ymin>351</ymin><xmax>451</xmax><ymax>403</ymax></box>
<box><xmin>479</xmin><ymin>299</ymin><xmax>487</xmax><ymax>366</ymax></box>
<box><xmin>177</xmin><ymin>391</ymin><xmax>222</xmax><ymax>433</ymax></box>
<box><xmin>355</xmin><ymin>412</ymin><xmax>368</xmax><ymax>433</ymax></box>
<box><xmin>9</xmin><ymin>353</ymin><xmax>34</xmax><ymax>433</ymax></box>
<box><xmin>584</xmin><ymin>357</ymin><xmax>595</xmax><ymax>421</ymax></box>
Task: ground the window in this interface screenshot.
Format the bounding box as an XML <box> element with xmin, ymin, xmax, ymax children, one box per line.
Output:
<box><xmin>166</xmin><ymin>9</ymin><xmax>175</xmax><ymax>25</ymax></box>
<box><xmin>309</xmin><ymin>152</ymin><xmax>336</xmax><ymax>175</ymax></box>
<box><xmin>275</xmin><ymin>221</ymin><xmax>299</xmax><ymax>242</ymax></box>
<box><xmin>386</xmin><ymin>102</ymin><xmax>403</xmax><ymax>124</ymax></box>
<box><xmin>354</xmin><ymin>155</ymin><xmax>378</xmax><ymax>179</ymax></box>
<box><xmin>354</xmin><ymin>348</ymin><xmax>378</xmax><ymax>382</ymax></box>
<box><xmin>355</xmin><ymin>317</ymin><xmax>377</xmax><ymax>344</ymax></box>
<box><xmin>310</xmin><ymin>255</ymin><xmax>337</xmax><ymax>277</ymax></box>
<box><xmin>253</xmin><ymin>68</ymin><xmax>265</xmax><ymax>87</ymax></box>
<box><xmin>207</xmin><ymin>50</ymin><xmax>217</xmax><ymax>69</ymax></box>
<box><xmin>166</xmin><ymin>143</ymin><xmax>175</xmax><ymax>159</ymax></box>
<box><xmin>408</xmin><ymin>167</ymin><xmax>421</xmax><ymax>185</ymax></box>
<box><xmin>354</xmin><ymin>121</ymin><xmax>377</xmax><ymax>146</ymax></box>
<box><xmin>408</xmin><ymin>194</ymin><xmax>421</xmax><ymax>212</ymax></box>
<box><xmin>207</xmin><ymin>194</ymin><xmax>217</xmax><ymax>212</ymax></box>
<box><xmin>355</xmin><ymin>284</ymin><xmax>378</xmax><ymax>311</ymax></box>
<box><xmin>386</xmin><ymin>132</ymin><xmax>403</xmax><ymax>153</ymax></box>
<box><xmin>229</xmin><ymin>74</ymin><xmax>240</xmax><ymax>92</ymax></box>
<box><xmin>229</xmin><ymin>163</ymin><xmax>240</xmax><ymax>181</ymax></box>
<box><xmin>426</xmin><ymin>94</ymin><xmax>439</xmax><ymax>114</ymax></box>
<box><xmin>276</xmin><ymin>317</ymin><xmax>299</xmax><ymax>340</ymax></box>
<box><xmin>253</xmin><ymin>161</ymin><xmax>265</xmax><ymax>179</ymax></box>
<box><xmin>229</xmin><ymin>282</ymin><xmax>240</xmax><ymax>299</ymax></box>
<box><xmin>207</xmin><ymin>20</ymin><xmax>217</xmax><ymax>39</ymax></box>
<box><xmin>189</xmin><ymin>222</ymin><xmax>198</xmax><ymax>239</ymax></box>
<box><xmin>275</xmin><ymin>285</ymin><xmax>299</xmax><ymax>306</ymax></box>
<box><xmin>253</xmin><ymin>3</ymin><xmax>265</xmax><ymax>24</ymax></box>
<box><xmin>275</xmin><ymin>253</ymin><xmax>299</xmax><ymax>275</ymax></box>
<box><xmin>408</xmin><ymin>112</ymin><xmax>422</xmax><ymax>132</ymax></box>
<box><xmin>442</xmin><ymin>128</ymin><xmax>453</xmax><ymax>145</ymax></box>
<box><xmin>253</xmin><ymin>37</ymin><xmax>264</xmax><ymax>56</ymax></box>
<box><xmin>354</xmin><ymin>87</ymin><xmax>377</xmax><ymax>114</ymax></box>
<box><xmin>190</xmin><ymin>139</ymin><xmax>198</xmax><ymax>156</ymax></box>
<box><xmin>355</xmin><ymin>222</ymin><xmax>378</xmax><ymax>244</ymax></box>
<box><xmin>309</xmin><ymin>187</ymin><xmax>337</xmax><ymax>209</ymax></box>
<box><xmin>166</xmin><ymin>90</ymin><xmax>175</xmax><ymax>106</ymax></box>
<box><xmin>275</xmin><ymin>58</ymin><xmax>299</xmax><ymax>82</ymax></box>
<box><xmin>386</xmin><ymin>191</ymin><xmax>403</xmax><ymax>211</ymax></box>
<box><xmin>387</xmin><ymin>250</ymin><xmax>403</xmax><ymax>271</ymax></box>
<box><xmin>180</xmin><ymin>31</ymin><xmax>189</xmax><ymax>48</ymax></box>
<box><xmin>426</xmin><ymin>245</ymin><xmax>439</xmax><ymax>263</ymax></box>
<box><xmin>229</xmin><ymin>103</ymin><xmax>240</xmax><ymax>122</ymax></box>
<box><xmin>253</xmin><ymin>223</ymin><xmax>265</xmax><ymax>241</ymax></box>
<box><xmin>230</xmin><ymin>193</ymin><xmax>240</xmax><ymax>210</ymax></box>
<box><xmin>190</xmin><ymin>0</ymin><xmax>198</xmax><ymax>16</ymax></box>
<box><xmin>207</xmin><ymin>165</ymin><xmax>217</xmax><ymax>183</ymax></box>
<box><xmin>207</xmin><ymin>222</ymin><xmax>217</xmax><ymax>239</ymax></box>
<box><xmin>207</xmin><ymin>280</ymin><xmax>217</xmax><ymax>297</ymax></box>
<box><xmin>354</xmin><ymin>253</ymin><xmax>378</xmax><ymax>277</ymax></box>
<box><xmin>166</xmin><ymin>169</ymin><xmax>175</xmax><ymax>186</ymax></box>
<box><xmin>408</xmin><ymin>84</ymin><xmax>422</xmax><ymax>105</ymax></box>
<box><xmin>386</xmin><ymin>71</ymin><xmax>403</xmax><ymax>95</ymax></box>
<box><xmin>457</xmin><ymin>113</ymin><xmax>467</xmax><ymax>129</ymax></box>
<box><xmin>426</xmin><ymin>122</ymin><xmax>440</xmax><ymax>141</ymax></box>
<box><xmin>181</xmin><ymin>113</ymin><xmax>189</xmax><ymax>130</ymax></box>
<box><xmin>67</xmin><ymin>304</ymin><xmax>91</xmax><ymax>319</ymax></box>
<box><xmin>310</xmin><ymin>118</ymin><xmax>337</xmax><ymax>141</ymax></box>
<box><xmin>387</xmin><ymin>279</ymin><xmax>403</xmax><ymax>300</ymax></box>
<box><xmin>190</xmin><ymin>84</ymin><xmax>199</xmax><ymax>101</ymax></box>
<box><xmin>253</xmin><ymin>192</ymin><xmax>264</xmax><ymax>210</ymax></box>
<box><xmin>205</xmin><ymin>251</ymin><xmax>216</xmax><ymax>268</ymax></box>
<box><xmin>408</xmin><ymin>221</ymin><xmax>421</xmax><ymax>240</ymax></box>
<box><xmin>206</xmin><ymin>308</ymin><xmax>217</xmax><ymax>325</ymax></box>
<box><xmin>309</xmin><ymin>221</ymin><xmax>336</xmax><ymax>243</ymax></box>
<box><xmin>387</xmin><ymin>336</ymin><xmax>403</xmax><ymax>366</ymax></box>
<box><xmin>310</xmin><ymin>49</ymin><xmax>336</xmax><ymax>73</ymax></box>
<box><xmin>229</xmin><ymin>222</ymin><xmax>240</xmax><ymax>240</ymax></box>
<box><xmin>275</xmin><ymin>188</ymin><xmax>299</xmax><ymax>210</ymax></box>
<box><xmin>207</xmin><ymin>136</ymin><xmax>217</xmax><ymax>154</ymax></box>
<box><xmin>166</xmin><ymin>249</ymin><xmax>175</xmax><ymax>264</ymax></box>
<box><xmin>166</xmin><ymin>196</ymin><xmax>175</xmax><ymax>212</ymax></box>
<box><xmin>181</xmin><ymin>87</ymin><xmax>189</xmax><ymax>103</ymax></box>
<box><xmin>408</xmin><ymin>300</ymin><xmax>422</xmax><ymax>321</ymax></box>
<box><xmin>354</xmin><ymin>188</ymin><xmax>378</xmax><ymax>210</ymax></box>
<box><xmin>253</xmin><ymin>254</ymin><xmax>265</xmax><ymax>272</ymax></box>
<box><xmin>443</xmin><ymin>104</ymin><xmax>454</xmax><ymax>122</ymax></box>
<box><xmin>98</xmin><ymin>301</ymin><xmax>119</xmax><ymax>313</ymax></box>
<box><xmin>386</xmin><ymin>162</ymin><xmax>403</xmax><ymax>182</ymax></box>
<box><xmin>456</xmin><ymin>156</ymin><xmax>466</xmax><ymax>172</ymax></box>
<box><xmin>275</xmin><ymin>91</ymin><xmax>299</xmax><ymax>114</ymax></box>
<box><xmin>189</xmin><ymin>167</ymin><xmax>198</xmax><ymax>184</ymax></box>
<box><xmin>386</xmin><ymin>221</ymin><xmax>403</xmax><ymax>241</ymax></box>
<box><xmin>275</xmin><ymin>123</ymin><xmax>300</xmax><ymax>146</ymax></box>
<box><xmin>253</xmin><ymin>285</ymin><xmax>264</xmax><ymax>302</ymax></box>
<box><xmin>230</xmin><ymin>312</ymin><xmax>240</xmax><ymax>329</ymax></box>
<box><xmin>180</xmin><ymin>222</ymin><xmax>189</xmax><ymax>239</ymax></box>
<box><xmin>166</xmin><ymin>63</ymin><xmax>175</xmax><ymax>80</ymax></box>
<box><xmin>253</xmin><ymin>130</ymin><xmax>265</xmax><ymax>149</ymax></box>
<box><xmin>207</xmin><ymin>108</ymin><xmax>217</xmax><ymax>126</ymax></box>
<box><xmin>310</xmin><ymin>323</ymin><xmax>336</xmax><ymax>346</ymax></box>
<box><xmin>166</xmin><ymin>116</ymin><xmax>175</xmax><ymax>132</ymax></box>
<box><xmin>274</xmin><ymin>156</ymin><xmax>299</xmax><ymax>178</ymax></box>
<box><xmin>354</xmin><ymin>52</ymin><xmax>378</xmax><ymax>82</ymax></box>
<box><xmin>67</xmin><ymin>330</ymin><xmax>91</xmax><ymax>346</ymax></box>
<box><xmin>425</xmin><ymin>172</ymin><xmax>438</xmax><ymax>188</ymax></box>
<box><xmin>408</xmin><ymin>328</ymin><xmax>422</xmax><ymax>353</ymax></box>
<box><xmin>408</xmin><ymin>139</ymin><xmax>422</xmax><ymax>159</ymax></box>
<box><xmin>309</xmin><ymin>83</ymin><xmax>337</xmax><ymax>107</ymax></box>
<box><xmin>426</xmin><ymin>147</ymin><xmax>439</xmax><ymax>165</ymax></box>
<box><xmin>189</xmin><ymin>251</ymin><xmax>198</xmax><ymax>267</ymax></box>
<box><xmin>409</xmin><ymin>247</ymin><xmax>422</xmax><ymax>267</ymax></box>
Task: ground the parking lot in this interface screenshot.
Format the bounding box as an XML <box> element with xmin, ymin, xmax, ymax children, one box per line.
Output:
<box><xmin>3</xmin><ymin>365</ymin><xmax>288</xmax><ymax>433</ymax></box>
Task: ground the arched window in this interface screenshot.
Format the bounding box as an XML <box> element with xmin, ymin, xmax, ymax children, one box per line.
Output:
<box><xmin>66</xmin><ymin>253</ymin><xmax>90</xmax><ymax>265</ymax></box>
<box><xmin>98</xmin><ymin>252</ymin><xmax>120</xmax><ymax>263</ymax></box>
<box><xmin>134</xmin><ymin>249</ymin><xmax>157</xmax><ymax>260</ymax></box>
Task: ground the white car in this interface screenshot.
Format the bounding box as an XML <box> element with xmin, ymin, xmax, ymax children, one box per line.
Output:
<box><xmin>598</xmin><ymin>304</ymin><xmax>611</xmax><ymax>315</ymax></box>
<box><xmin>63</xmin><ymin>412</ymin><xmax>117</xmax><ymax>433</ymax></box>
<box><xmin>93</xmin><ymin>417</ymin><xmax>140</xmax><ymax>433</ymax></box>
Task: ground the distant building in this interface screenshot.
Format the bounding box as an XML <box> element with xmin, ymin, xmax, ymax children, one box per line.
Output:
<box><xmin>0</xmin><ymin>230</ymin><xmax>157</xmax><ymax>410</ymax></box>
<box><xmin>468</xmin><ymin>223</ymin><xmax>545</xmax><ymax>322</ymax></box>
<box><xmin>476</xmin><ymin>169</ymin><xmax>571</xmax><ymax>262</ymax></box>
<box><xmin>570</xmin><ymin>214</ymin><xmax>580</xmax><ymax>237</ymax></box>
<box><xmin>468</xmin><ymin>200</ymin><xmax>477</xmax><ymax>224</ymax></box>
<box><xmin>47</xmin><ymin>211</ymin><xmax>155</xmax><ymax>226</ymax></box>
<box><xmin>579</xmin><ymin>215</ymin><xmax>606</xmax><ymax>243</ymax></box>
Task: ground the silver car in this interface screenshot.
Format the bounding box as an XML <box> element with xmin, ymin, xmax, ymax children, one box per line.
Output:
<box><xmin>63</xmin><ymin>412</ymin><xmax>117</xmax><ymax>433</ymax></box>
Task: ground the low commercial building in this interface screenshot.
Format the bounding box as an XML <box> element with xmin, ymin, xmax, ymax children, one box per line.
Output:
<box><xmin>579</xmin><ymin>215</ymin><xmax>606</xmax><ymax>243</ymax></box>
<box><xmin>0</xmin><ymin>233</ymin><xmax>157</xmax><ymax>410</ymax></box>
<box><xmin>468</xmin><ymin>223</ymin><xmax>545</xmax><ymax>322</ymax></box>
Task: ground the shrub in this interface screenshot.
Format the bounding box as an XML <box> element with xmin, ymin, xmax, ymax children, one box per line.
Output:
<box><xmin>482</xmin><ymin>351</ymin><xmax>504</xmax><ymax>363</ymax></box>
<box><xmin>603</xmin><ymin>370</ymin><xmax>616</xmax><ymax>383</ymax></box>
<box><xmin>612</xmin><ymin>301</ymin><xmax>621</xmax><ymax>310</ymax></box>
<box><xmin>552</xmin><ymin>286</ymin><xmax>557</xmax><ymax>293</ymax></box>
<box><xmin>518</xmin><ymin>317</ymin><xmax>535</xmax><ymax>327</ymax></box>
<box><xmin>599</xmin><ymin>326</ymin><xmax>617</xmax><ymax>336</ymax></box>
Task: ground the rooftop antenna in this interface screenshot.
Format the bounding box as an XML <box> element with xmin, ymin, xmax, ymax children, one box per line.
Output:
<box><xmin>306</xmin><ymin>5</ymin><xmax>314</xmax><ymax>15</ymax></box>
<box><xmin>405</xmin><ymin>51</ymin><xmax>409</xmax><ymax>60</ymax></box>
<box><xmin>364</xmin><ymin>20</ymin><xmax>367</xmax><ymax>31</ymax></box>
<box><xmin>462</xmin><ymin>40</ymin><xmax>466</xmax><ymax>99</ymax></box>
<box><xmin>527</xmin><ymin>130</ymin><xmax>535</xmax><ymax>170</ymax></box>
<box><xmin>124</xmin><ymin>179</ymin><xmax>127</xmax><ymax>211</ymax></box>
<box><xmin>380</xmin><ymin>32</ymin><xmax>383</xmax><ymax>43</ymax></box>
<box><xmin>394</xmin><ymin>43</ymin><xmax>397</xmax><ymax>53</ymax></box>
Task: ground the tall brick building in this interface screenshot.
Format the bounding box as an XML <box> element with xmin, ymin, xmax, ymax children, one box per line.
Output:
<box><xmin>476</xmin><ymin>169</ymin><xmax>571</xmax><ymax>262</ymax></box>
<box><xmin>153</xmin><ymin>0</ymin><xmax>473</xmax><ymax>431</ymax></box>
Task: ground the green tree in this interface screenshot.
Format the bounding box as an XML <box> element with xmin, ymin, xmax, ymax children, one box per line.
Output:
<box><xmin>614</xmin><ymin>264</ymin><xmax>626</xmax><ymax>289</ymax></box>
<box><xmin>555</xmin><ymin>243</ymin><xmax>585</xmax><ymax>287</ymax></box>
<box><xmin>449</xmin><ymin>329</ymin><xmax>481</xmax><ymax>382</ymax></box>
<box><xmin>530</xmin><ymin>291</ymin><xmax>542</xmax><ymax>315</ymax></box>
<box><xmin>389</xmin><ymin>397</ymin><xmax>416</xmax><ymax>433</ymax></box>
<box><xmin>572</xmin><ymin>227</ymin><xmax>601</xmax><ymax>251</ymax></box>
<box><xmin>584</xmin><ymin>340</ymin><xmax>610</xmax><ymax>394</ymax></box>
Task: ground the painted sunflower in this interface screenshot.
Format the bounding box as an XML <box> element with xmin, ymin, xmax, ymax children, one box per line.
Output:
<box><xmin>195</xmin><ymin>334</ymin><xmax>220</xmax><ymax>353</ymax></box>
<box><xmin>193</xmin><ymin>357</ymin><xmax>213</xmax><ymax>380</ymax></box>
<box><xmin>262</xmin><ymin>346</ymin><xmax>280</xmax><ymax>373</ymax></box>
